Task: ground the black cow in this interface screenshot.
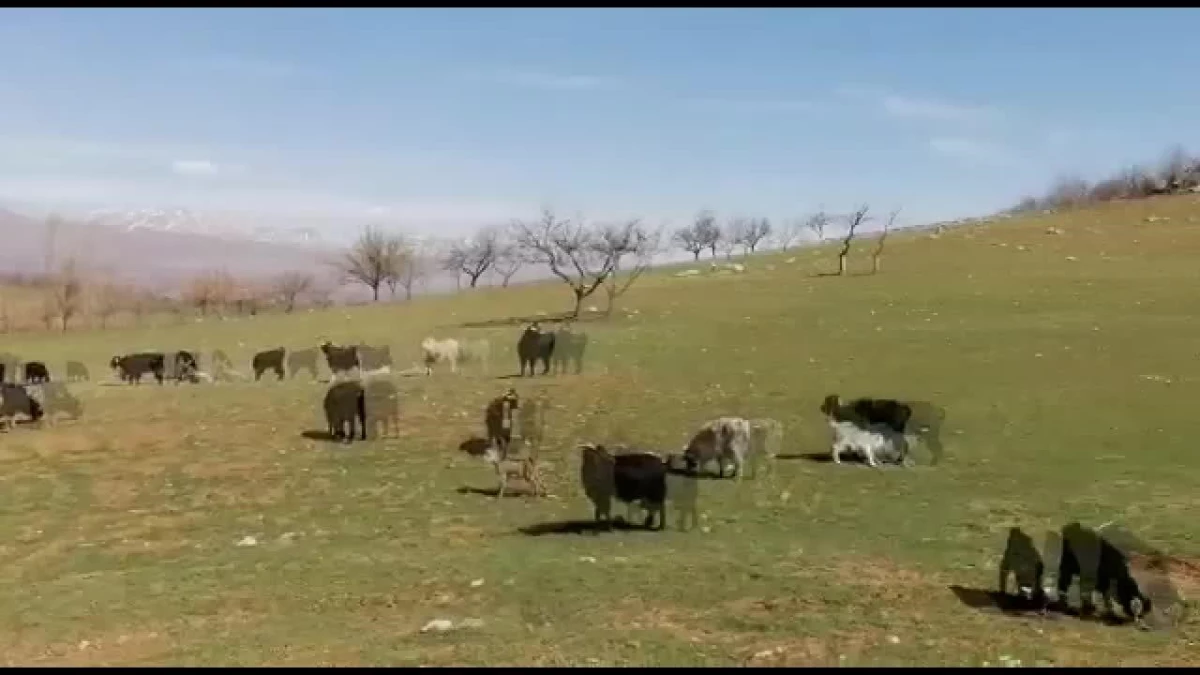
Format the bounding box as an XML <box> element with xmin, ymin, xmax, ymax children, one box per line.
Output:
<box><xmin>551</xmin><ymin>325</ymin><xmax>588</xmax><ymax>375</ymax></box>
<box><xmin>0</xmin><ymin>383</ymin><xmax>44</xmax><ymax>429</ymax></box>
<box><xmin>323</xmin><ymin>380</ymin><xmax>366</xmax><ymax>442</ymax></box>
<box><xmin>484</xmin><ymin>388</ymin><xmax>520</xmax><ymax>457</ymax></box>
<box><xmin>111</xmin><ymin>353</ymin><xmax>166</xmax><ymax>385</ymax></box>
<box><xmin>23</xmin><ymin>361</ymin><xmax>50</xmax><ymax>384</ymax></box>
<box><xmin>363</xmin><ymin>378</ymin><xmax>400</xmax><ymax>440</ymax></box>
<box><xmin>517</xmin><ymin>323</ymin><xmax>556</xmax><ymax>377</ymax></box>
<box><xmin>65</xmin><ymin>360</ymin><xmax>89</xmax><ymax>382</ymax></box>
<box><xmin>252</xmin><ymin>348</ymin><xmax>287</xmax><ymax>381</ymax></box>
<box><xmin>172</xmin><ymin>351</ymin><xmax>200</xmax><ymax>384</ymax></box>
<box><xmin>320</xmin><ymin>341</ymin><xmax>360</xmax><ymax>379</ymax></box>
<box><xmin>357</xmin><ymin>344</ymin><xmax>393</xmax><ymax>372</ymax></box>
<box><xmin>579</xmin><ymin>444</ymin><xmax>667</xmax><ymax>530</ymax></box>
<box><xmin>998</xmin><ymin>527</ymin><xmax>1048</xmax><ymax>611</ymax></box>
<box><xmin>287</xmin><ymin>347</ymin><xmax>319</xmax><ymax>380</ymax></box>
<box><xmin>1056</xmin><ymin>522</ymin><xmax>1152</xmax><ymax>624</ymax></box>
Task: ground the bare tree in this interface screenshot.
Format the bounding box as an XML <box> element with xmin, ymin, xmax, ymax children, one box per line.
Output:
<box><xmin>273</xmin><ymin>271</ymin><xmax>315</xmax><ymax>313</ymax></box>
<box><xmin>511</xmin><ymin>209</ymin><xmax>618</xmax><ymax>318</ymax></box>
<box><xmin>838</xmin><ymin>205</ymin><xmax>870</xmax><ymax>276</ymax></box>
<box><xmin>381</xmin><ymin>234</ymin><xmax>411</xmax><ymax>299</ymax></box>
<box><xmin>672</xmin><ymin>224</ymin><xmax>706</xmax><ymax>261</ymax></box>
<box><xmin>492</xmin><ymin>236</ymin><xmax>527</xmax><ymax>288</ymax></box>
<box><xmin>806</xmin><ymin>210</ymin><xmax>830</xmax><ymax>242</ymax></box>
<box><xmin>336</xmin><ymin>225</ymin><xmax>394</xmax><ymax>301</ymax></box>
<box><xmin>442</xmin><ymin>227</ymin><xmax>500</xmax><ymax>289</ymax></box>
<box><xmin>694</xmin><ymin>210</ymin><xmax>722</xmax><ymax>259</ymax></box>
<box><xmin>716</xmin><ymin>220</ymin><xmax>739</xmax><ymax>261</ymax></box>
<box><xmin>49</xmin><ymin>258</ymin><xmax>84</xmax><ymax>332</ymax></box>
<box><xmin>184</xmin><ymin>269</ymin><xmax>235</xmax><ymax>316</ymax></box>
<box><xmin>735</xmin><ymin>217</ymin><xmax>772</xmax><ymax>255</ymax></box>
<box><xmin>596</xmin><ymin>219</ymin><xmax>660</xmax><ymax>316</ymax></box>
<box><xmin>871</xmin><ymin>208</ymin><xmax>900</xmax><ymax>275</ymax></box>
<box><xmin>775</xmin><ymin>217</ymin><xmax>805</xmax><ymax>250</ymax></box>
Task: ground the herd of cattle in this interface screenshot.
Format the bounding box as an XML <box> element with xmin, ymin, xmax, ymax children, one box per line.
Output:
<box><xmin>0</xmin><ymin>320</ymin><xmax>1173</xmax><ymax>631</ymax></box>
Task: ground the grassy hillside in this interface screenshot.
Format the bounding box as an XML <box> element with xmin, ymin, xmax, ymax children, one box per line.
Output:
<box><xmin>2</xmin><ymin>196</ymin><xmax>1200</xmax><ymax>666</ymax></box>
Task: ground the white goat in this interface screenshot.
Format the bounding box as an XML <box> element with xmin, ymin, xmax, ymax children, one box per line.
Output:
<box><xmin>420</xmin><ymin>337</ymin><xmax>461</xmax><ymax>376</ymax></box>
<box><xmin>829</xmin><ymin>419</ymin><xmax>911</xmax><ymax>468</ymax></box>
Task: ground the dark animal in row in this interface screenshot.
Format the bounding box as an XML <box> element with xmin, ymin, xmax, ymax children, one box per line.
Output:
<box><xmin>320</xmin><ymin>341</ymin><xmax>360</xmax><ymax>379</ymax></box>
<box><xmin>579</xmin><ymin>444</ymin><xmax>668</xmax><ymax>530</ymax></box>
<box><xmin>167</xmin><ymin>351</ymin><xmax>200</xmax><ymax>384</ymax></box>
<box><xmin>323</xmin><ymin>380</ymin><xmax>366</xmax><ymax>442</ymax></box>
<box><xmin>0</xmin><ymin>383</ymin><xmax>44</xmax><ymax>429</ymax></box>
<box><xmin>253</xmin><ymin>347</ymin><xmax>287</xmax><ymax>381</ymax></box>
<box><xmin>111</xmin><ymin>353</ymin><xmax>166</xmax><ymax>384</ymax></box>
<box><xmin>23</xmin><ymin>361</ymin><xmax>51</xmax><ymax>384</ymax></box>
<box><xmin>485</xmin><ymin>388</ymin><xmax>520</xmax><ymax>457</ymax></box>
<box><xmin>517</xmin><ymin>323</ymin><xmax>555</xmax><ymax>377</ymax></box>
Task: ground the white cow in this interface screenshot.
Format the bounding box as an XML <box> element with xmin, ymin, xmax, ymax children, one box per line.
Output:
<box><xmin>421</xmin><ymin>337</ymin><xmax>461</xmax><ymax>376</ymax></box>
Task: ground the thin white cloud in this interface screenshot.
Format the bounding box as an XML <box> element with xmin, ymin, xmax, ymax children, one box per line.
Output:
<box><xmin>486</xmin><ymin>68</ymin><xmax>617</xmax><ymax>91</ymax></box>
<box><xmin>883</xmin><ymin>95</ymin><xmax>1002</xmax><ymax>124</ymax></box>
<box><xmin>929</xmin><ymin>137</ymin><xmax>1018</xmax><ymax>167</ymax></box>
<box><xmin>171</xmin><ymin>159</ymin><xmax>220</xmax><ymax>176</ymax></box>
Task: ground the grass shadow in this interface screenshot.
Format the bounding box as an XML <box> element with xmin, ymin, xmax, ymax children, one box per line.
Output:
<box><xmin>518</xmin><ymin>518</ymin><xmax>655</xmax><ymax>537</ymax></box>
<box><xmin>947</xmin><ymin>585</ymin><xmax>1134</xmax><ymax>627</ymax></box>
<box><xmin>456</xmin><ymin>485</ymin><xmax>538</xmax><ymax>499</ymax></box>
<box><xmin>301</xmin><ymin>430</ymin><xmax>345</xmax><ymax>443</ymax></box>
<box><xmin>777</xmin><ymin>452</ymin><xmax>835</xmax><ymax>463</ymax></box>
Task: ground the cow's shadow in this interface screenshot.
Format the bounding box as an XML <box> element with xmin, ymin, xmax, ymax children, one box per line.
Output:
<box><xmin>456</xmin><ymin>485</ymin><xmax>538</xmax><ymax>499</ymax></box>
<box><xmin>458</xmin><ymin>436</ymin><xmax>490</xmax><ymax>457</ymax></box>
<box><xmin>947</xmin><ymin>585</ymin><xmax>1133</xmax><ymax>626</ymax></box>
<box><xmin>519</xmin><ymin>517</ymin><xmax>655</xmax><ymax>536</ymax></box>
<box><xmin>300</xmin><ymin>430</ymin><xmax>363</xmax><ymax>443</ymax></box>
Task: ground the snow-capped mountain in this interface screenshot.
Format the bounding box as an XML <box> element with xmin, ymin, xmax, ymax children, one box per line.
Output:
<box><xmin>83</xmin><ymin>207</ymin><xmax>325</xmax><ymax>246</ymax></box>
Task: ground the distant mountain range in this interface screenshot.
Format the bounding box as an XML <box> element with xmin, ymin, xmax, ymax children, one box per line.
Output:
<box><xmin>0</xmin><ymin>205</ymin><xmax>342</xmax><ymax>291</ymax></box>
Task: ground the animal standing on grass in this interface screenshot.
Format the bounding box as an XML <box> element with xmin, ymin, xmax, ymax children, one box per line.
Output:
<box><xmin>320</xmin><ymin>341</ymin><xmax>360</xmax><ymax>381</ymax></box>
<box><xmin>421</xmin><ymin>337</ymin><xmax>461</xmax><ymax>376</ymax></box>
<box><xmin>323</xmin><ymin>380</ymin><xmax>367</xmax><ymax>443</ymax></box>
<box><xmin>0</xmin><ymin>383</ymin><xmax>44</xmax><ymax>431</ymax></box>
<box><xmin>23</xmin><ymin>361</ymin><xmax>50</xmax><ymax>384</ymax></box>
<box><xmin>551</xmin><ymin>324</ymin><xmax>588</xmax><ymax>375</ymax></box>
<box><xmin>111</xmin><ymin>353</ymin><xmax>166</xmax><ymax>385</ymax></box>
<box><xmin>482</xmin><ymin>443</ymin><xmax>546</xmax><ymax>498</ymax></box>
<box><xmin>579</xmin><ymin>444</ymin><xmax>668</xmax><ymax>530</ymax></box>
<box><xmin>29</xmin><ymin>382</ymin><xmax>83</xmax><ymax>426</ymax></box>
<box><xmin>517</xmin><ymin>322</ymin><xmax>556</xmax><ymax>377</ymax></box>
<box><xmin>828</xmin><ymin>419</ymin><xmax>912</xmax><ymax>467</ymax></box>
<box><xmin>484</xmin><ymin>388</ymin><xmax>520</xmax><ymax>457</ymax></box>
<box><xmin>821</xmin><ymin>394</ymin><xmax>947</xmax><ymax>464</ymax></box>
<box><xmin>683</xmin><ymin>417</ymin><xmax>751</xmax><ymax>479</ymax></box>
<box><xmin>252</xmin><ymin>348</ymin><xmax>287</xmax><ymax>381</ymax></box>
<box><xmin>169</xmin><ymin>351</ymin><xmax>201</xmax><ymax>384</ymax></box>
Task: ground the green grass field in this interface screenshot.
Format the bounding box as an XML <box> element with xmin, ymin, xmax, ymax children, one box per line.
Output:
<box><xmin>3</xmin><ymin>196</ymin><xmax>1200</xmax><ymax>666</ymax></box>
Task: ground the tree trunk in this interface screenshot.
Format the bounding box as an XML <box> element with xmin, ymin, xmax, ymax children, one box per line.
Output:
<box><xmin>469</xmin><ymin>276</ymin><xmax>480</xmax><ymax>288</ymax></box>
<box><xmin>405</xmin><ymin>286</ymin><xmax>413</xmax><ymax>301</ymax></box>
<box><xmin>692</xmin><ymin>251</ymin><xmax>700</xmax><ymax>261</ymax></box>
<box><xmin>838</xmin><ymin>254</ymin><xmax>848</xmax><ymax>276</ymax></box>
<box><xmin>571</xmin><ymin>289</ymin><xmax>585</xmax><ymax>318</ymax></box>
<box><xmin>372</xmin><ymin>285</ymin><xmax>380</xmax><ymax>301</ymax></box>
<box><xmin>871</xmin><ymin>254</ymin><xmax>881</xmax><ymax>274</ymax></box>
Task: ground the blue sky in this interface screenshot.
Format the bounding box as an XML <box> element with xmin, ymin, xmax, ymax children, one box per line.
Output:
<box><xmin>1</xmin><ymin>8</ymin><xmax>1199</xmax><ymax>241</ymax></box>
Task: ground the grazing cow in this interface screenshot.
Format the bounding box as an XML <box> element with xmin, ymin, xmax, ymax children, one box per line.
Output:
<box><xmin>287</xmin><ymin>347</ymin><xmax>320</xmax><ymax>380</ymax></box>
<box><xmin>65</xmin><ymin>360</ymin><xmax>89</xmax><ymax>382</ymax></box>
<box><xmin>998</xmin><ymin>527</ymin><xmax>1048</xmax><ymax>611</ymax></box>
<box><xmin>252</xmin><ymin>347</ymin><xmax>287</xmax><ymax>381</ymax></box>
<box><xmin>1056</xmin><ymin>522</ymin><xmax>1152</xmax><ymax>626</ymax></box>
<box><xmin>31</xmin><ymin>382</ymin><xmax>83</xmax><ymax>424</ymax></box>
<box><xmin>578</xmin><ymin>444</ymin><xmax>668</xmax><ymax>530</ymax></box>
<box><xmin>484</xmin><ymin>388</ymin><xmax>520</xmax><ymax>457</ymax></box>
<box><xmin>828</xmin><ymin>419</ymin><xmax>911</xmax><ymax>467</ymax></box>
<box><xmin>551</xmin><ymin>324</ymin><xmax>588</xmax><ymax>375</ymax></box>
<box><xmin>357</xmin><ymin>344</ymin><xmax>393</xmax><ymax>374</ymax></box>
<box><xmin>0</xmin><ymin>383</ymin><xmax>44</xmax><ymax>430</ymax></box>
<box><xmin>363</xmin><ymin>377</ymin><xmax>400</xmax><ymax>439</ymax></box>
<box><xmin>323</xmin><ymin>380</ymin><xmax>366</xmax><ymax>442</ymax></box>
<box><xmin>420</xmin><ymin>337</ymin><xmax>461</xmax><ymax>376</ymax></box>
<box><xmin>320</xmin><ymin>341</ymin><xmax>360</xmax><ymax>380</ymax></box>
<box><xmin>111</xmin><ymin>353</ymin><xmax>166</xmax><ymax>385</ymax></box>
<box><xmin>517</xmin><ymin>323</ymin><xmax>556</xmax><ymax>377</ymax></box>
<box><xmin>683</xmin><ymin>417</ymin><xmax>752</xmax><ymax>479</ymax></box>
<box><xmin>169</xmin><ymin>351</ymin><xmax>201</xmax><ymax>384</ymax></box>
<box><xmin>23</xmin><ymin>361</ymin><xmax>50</xmax><ymax>384</ymax></box>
